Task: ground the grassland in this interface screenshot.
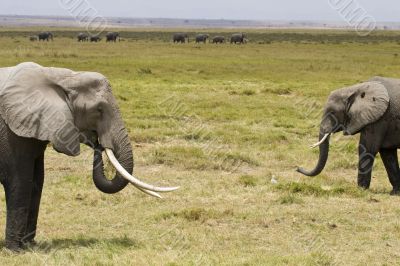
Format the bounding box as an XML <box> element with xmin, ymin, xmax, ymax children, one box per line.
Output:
<box><xmin>0</xmin><ymin>28</ymin><xmax>400</xmax><ymax>265</ymax></box>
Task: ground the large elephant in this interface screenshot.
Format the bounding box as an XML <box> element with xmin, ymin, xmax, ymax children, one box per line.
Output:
<box><xmin>77</xmin><ymin>32</ymin><xmax>89</xmax><ymax>42</ymax></box>
<box><xmin>211</xmin><ymin>36</ymin><xmax>225</xmax><ymax>44</ymax></box>
<box><xmin>195</xmin><ymin>34</ymin><xmax>209</xmax><ymax>44</ymax></box>
<box><xmin>106</xmin><ymin>32</ymin><xmax>120</xmax><ymax>42</ymax></box>
<box><xmin>173</xmin><ymin>33</ymin><xmax>189</xmax><ymax>43</ymax></box>
<box><xmin>230</xmin><ymin>33</ymin><xmax>247</xmax><ymax>44</ymax></box>
<box><xmin>0</xmin><ymin>62</ymin><xmax>178</xmax><ymax>251</ymax></box>
<box><xmin>297</xmin><ymin>77</ymin><xmax>400</xmax><ymax>194</ymax></box>
<box><xmin>38</xmin><ymin>32</ymin><xmax>53</xmax><ymax>41</ymax></box>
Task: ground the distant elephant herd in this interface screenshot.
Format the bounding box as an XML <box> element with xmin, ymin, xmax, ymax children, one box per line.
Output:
<box><xmin>28</xmin><ymin>31</ymin><xmax>248</xmax><ymax>44</ymax></box>
<box><xmin>174</xmin><ymin>33</ymin><xmax>248</xmax><ymax>44</ymax></box>
<box><xmin>76</xmin><ymin>32</ymin><xmax>120</xmax><ymax>42</ymax></box>
<box><xmin>29</xmin><ymin>31</ymin><xmax>121</xmax><ymax>42</ymax></box>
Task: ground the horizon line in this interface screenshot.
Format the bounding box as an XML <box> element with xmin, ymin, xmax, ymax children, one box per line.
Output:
<box><xmin>0</xmin><ymin>14</ymin><xmax>399</xmax><ymax>24</ymax></box>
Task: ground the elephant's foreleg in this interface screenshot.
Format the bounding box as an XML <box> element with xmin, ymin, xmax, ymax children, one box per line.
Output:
<box><xmin>4</xmin><ymin>162</ymin><xmax>34</xmax><ymax>251</ymax></box>
<box><xmin>380</xmin><ymin>149</ymin><xmax>400</xmax><ymax>194</ymax></box>
<box><xmin>357</xmin><ymin>133</ymin><xmax>380</xmax><ymax>189</ymax></box>
<box><xmin>23</xmin><ymin>155</ymin><xmax>45</xmax><ymax>245</ymax></box>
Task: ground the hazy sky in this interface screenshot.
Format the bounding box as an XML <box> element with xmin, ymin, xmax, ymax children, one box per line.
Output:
<box><xmin>1</xmin><ymin>0</ymin><xmax>399</xmax><ymax>21</ymax></box>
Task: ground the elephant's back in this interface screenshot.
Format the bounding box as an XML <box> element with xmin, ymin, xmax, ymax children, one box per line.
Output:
<box><xmin>371</xmin><ymin>77</ymin><xmax>400</xmax><ymax>111</ymax></box>
<box><xmin>374</xmin><ymin>77</ymin><xmax>400</xmax><ymax>149</ymax></box>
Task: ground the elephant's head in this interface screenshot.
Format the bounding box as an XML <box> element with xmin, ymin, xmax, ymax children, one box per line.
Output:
<box><xmin>0</xmin><ymin>62</ymin><xmax>178</xmax><ymax>197</ymax></box>
<box><xmin>297</xmin><ymin>80</ymin><xmax>389</xmax><ymax>176</ymax></box>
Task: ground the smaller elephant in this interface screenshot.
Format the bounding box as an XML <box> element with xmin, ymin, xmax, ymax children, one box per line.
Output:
<box><xmin>231</xmin><ymin>33</ymin><xmax>247</xmax><ymax>44</ymax></box>
<box><xmin>38</xmin><ymin>32</ymin><xmax>53</xmax><ymax>41</ymax></box>
<box><xmin>211</xmin><ymin>36</ymin><xmax>225</xmax><ymax>44</ymax></box>
<box><xmin>90</xmin><ymin>35</ymin><xmax>102</xmax><ymax>42</ymax></box>
<box><xmin>29</xmin><ymin>36</ymin><xmax>38</xmax><ymax>42</ymax></box>
<box><xmin>195</xmin><ymin>34</ymin><xmax>209</xmax><ymax>44</ymax></box>
<box><xmin>298</xmin><ymin>77</ymin><xmax>400</xmax><ymax>194</ymax></box>
<box><xmin>77</xmin><ymin>33</ymin><xmax>89</xmax><ymax>42</ymax></box>
<box><xmin>173</xmin><ymin>33</ymin><xmax>189</xmax><ymax>43</ymax></box>
<box><xmin>106</xmin><ymin>32</ymin><xmax>120</xmax><ymax>42</ymax></box>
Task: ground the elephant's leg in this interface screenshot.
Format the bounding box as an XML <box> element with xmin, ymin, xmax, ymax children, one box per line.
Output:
<box><xmin>380</xmin><ymin>149</ymin><xmax>400</xmax><ymax>194</ymax></box>
<box><xmin>4</xmin><ymin>162</ymin><xmax>34</xmax><ymax>251</ymax></box>
<box><xmin>357</xmin><ymin>133</ymin><xmax>380</xmax><ymax>189</ymax></box>
<box><xmin>23</xmin><ymin>154</ymin><xmax>45</xmax><ymax>245</ymax></box>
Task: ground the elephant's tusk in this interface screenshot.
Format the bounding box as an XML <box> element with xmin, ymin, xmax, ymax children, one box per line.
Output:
<box><xmin>310</xmin><ymin>133</ymin><xmax>330</xmax><ymax>149</ymax></box>
<box><xmin>105</xmin><ymin>149</ymin><xmax>180</xmax><ymax>193</ymax></box>
<box><xmin>137</xmin><ymin>188</ymin><xmax>163</xmax><ymax>199</ymax></box>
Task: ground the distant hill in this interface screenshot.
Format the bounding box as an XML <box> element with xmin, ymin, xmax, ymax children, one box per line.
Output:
<box><xmin>0</xmin><ymin>15</ymin><xmax>400</xmax><ymax>30</ymax></box>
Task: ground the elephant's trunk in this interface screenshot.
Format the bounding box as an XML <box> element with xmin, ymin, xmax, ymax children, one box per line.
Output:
<box><xmin>92</xmin><ymin>128</ymin><xmax>132</xmax><ymax>194</ymax></box>
<box><xmin>297</xmin><ymin>132</ymin><xmax>330</xmax><ymax>176</ymax></box>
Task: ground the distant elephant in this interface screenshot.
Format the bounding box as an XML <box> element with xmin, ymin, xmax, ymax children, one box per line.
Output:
<box><xmin>38</xmin><ymin>32</ymin><xmax>53</xmax><ymax>41</ymax></box>
<box><xmin>211</xmin><ymin>36</ymin><xmax>225</xmax><ymax>44</ymax></box>
<box><xmin>173</xmin><ymin>33</ymin><xmax>189</xmax><ymax>43</ymax></box>
<box><xmin>29</xmin><ymin>36</ymin><xmax>38</xmax><ymax>42</ymax></box>
<box><xmin>0</xmin><ymin>62</ymin><xmax>178</xmax><ymax>251</ymax></box>
<box><xmin>298</xmin><ymin>77</ymin><xmax>400</xmax><ymax>194</ymax></box>
<box><xmin>231</xmin><ymin>33</ymin><xmax>246</xmax><ymax>44</ymax></box>
<box><xmin>195</xmin><ymin>34</ymin><xmax>209</xmax><ymax>44</ymax></box>
<box><xmin>90</xmin><ymin>35</ymin><xmax>102</xmax><ymax>42</ymax></box>
<box><xmin>106</xmin><ymin>32</ymin><xmax>120</xmax><ymax>42</ymax></box>
<box><xmin>77</xmin><ymin>32</ymin><xmax>89</xmax><ymax>42</ymax></box>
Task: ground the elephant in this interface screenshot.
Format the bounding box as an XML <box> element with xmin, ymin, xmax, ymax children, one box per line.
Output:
<box><xmin>0</xmin><ymin>62</ymin><xmax>178</xmax><ymax>251</ymax></box>
<box><xmin>195</xmin><ymin>34</ymin><xmax>209</xmax><ymax>44</ymax></box>
<box><xmin>106</xmin><ymin>32</ymin><xmax>120</xmax><ymax>42</ymax></box>
<box><xmin>297</xmin><ymin>77</ymin><xmax>400</xmax><ymax>194</ymax></box>
<box><xmin>29</xmin><ymin>36</ymin><xmax>38</xmax><ymax>42</ymax></box>
<box><xmin>230</xmin><ymin>33</ymin><xmax>247</xmax><ymax>44</ymax></box>
<box><xmin>173</xmin><ymin>33</ymin><xmax>189</xmax><ymax>43</ymax></box>
<box><xmin>38</xmin><ymin>32</ymin><xmax>53</xmax><ymax>41</ymax></box>
<box><xmin>90</xmin><ymin>35</ymin><xmax>102</xmax><ymax>42</ymax></box>
<box><xmin>77</xmin><ymin>33</ymin><xmax>89</xmax><ymax>42</ymax></box>
<box><xmin>211</xmin><ymin>36</ymin><xmax>225</xmax><ymax>44</ymax></box>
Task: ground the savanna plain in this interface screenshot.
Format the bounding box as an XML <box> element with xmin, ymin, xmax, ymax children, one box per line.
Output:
<box><xmin>0</xmin><ymin>28</ymin><xmax>400</xmax><ymax>265</ymax></box>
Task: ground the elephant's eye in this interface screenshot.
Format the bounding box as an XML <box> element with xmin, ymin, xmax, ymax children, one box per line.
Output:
<box><xmin>97</xmin><ymin>106</ymin><xmax>103</xmax><ymax>114</ymax></box>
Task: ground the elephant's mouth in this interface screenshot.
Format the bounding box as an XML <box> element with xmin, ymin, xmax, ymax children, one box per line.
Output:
<box><xmin>310</xmin><ymin>133</ymin><xmax>330</xmax><ymax>148</ymax></box>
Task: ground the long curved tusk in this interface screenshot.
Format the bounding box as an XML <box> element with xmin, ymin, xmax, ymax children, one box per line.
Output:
<box><xmin>310</xmin><ymin>133</ymin><xmax>330</xmax><ymax>149</ymax></box>
<box><xmin>105</xmin><ymin>148</ymin><xmax>180</xmax><ymax>193</ymax></box>
<box><xmin>138</xmin><ymin>188</ymin><xmax>163</xmax><ymax>199</ymax></box>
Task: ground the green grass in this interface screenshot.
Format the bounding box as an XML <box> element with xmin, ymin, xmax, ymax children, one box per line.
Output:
<box><xmin>0</xmin><ymin>28</ymin><xmax>399</xmax><ymax>264</ymax></box>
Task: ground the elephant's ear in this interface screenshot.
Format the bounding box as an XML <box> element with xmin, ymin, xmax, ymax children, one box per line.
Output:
<box><xmin>345</xmin><ymin>81</ymin><xmax>389</xmax><ymax>135</ymax></box>
<box><xmin>0</xmin><ymin>62</ymin><xmax>80</xmax><ymax>156</ymax></box>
